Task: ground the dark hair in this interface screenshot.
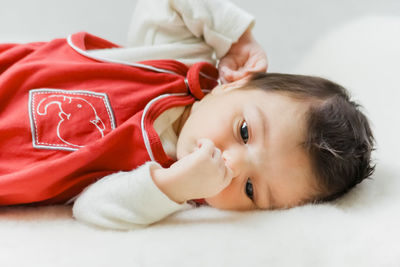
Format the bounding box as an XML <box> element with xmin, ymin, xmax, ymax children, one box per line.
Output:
<box><xmin>245</xmin><ymin>72</ymin><xmax>375</xmax><ymax>202</ymax></box>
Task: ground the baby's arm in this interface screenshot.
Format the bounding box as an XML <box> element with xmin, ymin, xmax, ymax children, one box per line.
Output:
<box><xmin>166</xmin><ymin>0</ymin><xmax>267</xmax><ymax>81</ymax></box>
<box><xmin>72</xmin><ymin>162</ymin><xmax>190</xmax><ymax>230</ymax></box>
<box><xmin>127</xmin><ymin>0</ymin><xmax>254</xmax><ymax>57</ymax></box>
<box><xmin>166</xmin><ymin>0</ymin><xmax>255</xmax><ymax>59</ymax></box>
<box><xmin>73</xmin><ymin>139</ymin><xmax>232</xmax><ymax>230</ymax></box>
<box><xmin>95</xmin><ymin>0</ymin><xmax>262</xmax><ymax>70</ymax></box>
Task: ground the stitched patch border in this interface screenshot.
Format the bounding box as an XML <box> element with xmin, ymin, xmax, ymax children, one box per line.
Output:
<box><xmin>28</xmin><ymin>88</ymin><xmax>116</xmax><ymax>151</ymax></box>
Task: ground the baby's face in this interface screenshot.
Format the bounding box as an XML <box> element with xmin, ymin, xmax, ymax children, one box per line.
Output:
<box><xmin>176</xmin><ymin>81</ymin><xmax>318</xmax><ymax>210</ymax></box>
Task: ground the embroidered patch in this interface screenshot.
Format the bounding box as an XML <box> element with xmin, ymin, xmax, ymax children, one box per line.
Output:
<box><xmin>29</xmin><ymin>89</ymin><xmax>116</xmax><ymax>151</ymax></box>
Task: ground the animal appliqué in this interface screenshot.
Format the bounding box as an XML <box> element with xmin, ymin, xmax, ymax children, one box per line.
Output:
<box><xmin>29</xmin><ymin>89</ymin><xmax>116</xmax><ymax>151</ymax></box>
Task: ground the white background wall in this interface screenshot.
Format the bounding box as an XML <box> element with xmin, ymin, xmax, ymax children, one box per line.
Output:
<box><xmin>1</xmin><ymin>0</ymin><xmax>399</xmax><ymax>72</ymax></box>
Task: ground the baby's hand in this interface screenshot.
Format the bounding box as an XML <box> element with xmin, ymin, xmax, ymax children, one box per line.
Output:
<box><xmin>218</xmin><ymin>28</ymin><xmax>268</xmax><ymax>83</ymax></box>
<box><xmin>151</xmin><ymin>139</ymin><xmax>234</xmax><ymax>203</ymax></box>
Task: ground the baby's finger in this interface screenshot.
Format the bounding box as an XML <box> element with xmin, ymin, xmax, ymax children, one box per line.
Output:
<box><xmin>247</xmin><ymin>52</ymin><xmax>268</xmax><ymax>71</ymax></box>
<box><xmin>219</xmin><ymin>165</ymin><xmax>234</xmax><ymax>190</ymax></box>
<box><xmin>252</xmin><ymin>58</ymin><xmax>268</xmax><ymax>72</ymax></box>
<box><xmin>219</xmin><ymin>66</ymin><xmax>234</xmax><ymax>83</ymax></box>
<box><xmin>229</xmin><ymin>69</ymin><xmax>249</xmax><ymax>81</ymax></box>
<box><xmin>219</xmin><ymin>76</ymin><xmax>228</xmax><ymax>84</ymax></box>
<box><xmin>197</xmin><ymin>138</ymin><xmax>215</xmax><ymax>155</ymax></box>
<box><xmin>224</xmin><ymin>164</ymin><xmax>234</xmax><ymax>181</ymax></box>
<box><xmin>219</xmin><ymin>57</ymin><xmax>238</xmax><ymax>71</ymax></box>
<box><xmin>212</xmin><ymin>147</ymin><xmax>221</xmax><ymax>161</ymax></box>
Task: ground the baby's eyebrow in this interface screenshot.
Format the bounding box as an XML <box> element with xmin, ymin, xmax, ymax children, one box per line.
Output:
<box><xmin>255</xmin><ymin>105</ymin><xmax>268</xmax><ymax>147</ymax></box>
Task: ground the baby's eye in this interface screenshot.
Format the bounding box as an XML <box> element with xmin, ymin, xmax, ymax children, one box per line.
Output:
<box><xmin>240</xmin><ymin>121</ymin><xmax>249</xmax><ymax>144</ymax></box>
<box><xmin>245</xmin><ymin>178</ymin><xmax>254</xmax><ymax>200</ymax></box>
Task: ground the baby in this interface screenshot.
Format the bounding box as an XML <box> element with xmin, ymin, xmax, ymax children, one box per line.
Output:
<box><xmin>0</xmin><ymin>0</ymin><xmax>374</xmax><ymax>230</ymax></box>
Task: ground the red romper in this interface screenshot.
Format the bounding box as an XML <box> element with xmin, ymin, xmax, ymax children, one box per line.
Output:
<box><xmin>0</xmin><ymin>32</ymin><xmax>218</xmax><ymax>205</ymax></box>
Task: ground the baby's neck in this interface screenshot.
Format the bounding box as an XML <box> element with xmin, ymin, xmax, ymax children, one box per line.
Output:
<box><xmin>173</xmin><ymin>104</ymin><xmax>192</xmax><ymax>136</ymax></box>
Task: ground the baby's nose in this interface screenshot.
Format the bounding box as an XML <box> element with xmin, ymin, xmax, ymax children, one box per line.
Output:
<box><xmin>222</xmin><ymin>150</ymin><xmax>243</xmax><ymax>178</ymax></box>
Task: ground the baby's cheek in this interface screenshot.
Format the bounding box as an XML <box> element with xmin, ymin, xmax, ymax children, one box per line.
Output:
<box><xmin>205</xmin><ymin>185</ymin><xmax>240</xmax><ymax>210</ymax></box>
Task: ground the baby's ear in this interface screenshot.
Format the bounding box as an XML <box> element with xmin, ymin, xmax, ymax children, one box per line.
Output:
<box><xmin>213</xmin><ymin>76</ymin><xmax>250</xmax><ymax>95</ymax></box>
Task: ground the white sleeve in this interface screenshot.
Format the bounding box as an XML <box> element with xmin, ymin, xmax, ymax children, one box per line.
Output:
<box><xmin>170</xmin><ymin>0</ymin><xmax>255</xmax><ymax>58</ymax></box>
<box><xmin>72</xmin><ymin>161</ymin><xmax>191</xmax><ymax>230</ymax></box>
<box><xmin>128</xmin><ymin>0</ymin><xmax>254</xmax><ymax>59</ymax></box>
<box><xmin>90</xmin><ymin>0</ymin><xmax>254</xmax><ymax>65</ymax></box>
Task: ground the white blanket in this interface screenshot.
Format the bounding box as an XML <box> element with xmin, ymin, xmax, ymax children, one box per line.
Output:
<box><xmin>1</xmin><ymin>16</ymin><xmax>399</xmax><ymax>267</ymax></box>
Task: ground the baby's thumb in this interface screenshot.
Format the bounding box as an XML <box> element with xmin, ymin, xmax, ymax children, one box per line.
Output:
<box><xmin>224</xmin><ymin>164</ymin><xmax>235</xmax><ymax>182</ymax></box>
<box><xmin>219</xmin><ymin>66</ymin><xmax>234</xmax><ymax>83</ymax></box>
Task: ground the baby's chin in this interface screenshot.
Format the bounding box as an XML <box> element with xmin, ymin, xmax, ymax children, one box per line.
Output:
<box><xmin>175</xmin><ymin>141</ymin><xmax>196</xmax><ymax>160</ymax></box>
<box><xmin>203</xmin><ymin>196</ymin><xmax>229</xmax><ymax>210</ymax></box>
